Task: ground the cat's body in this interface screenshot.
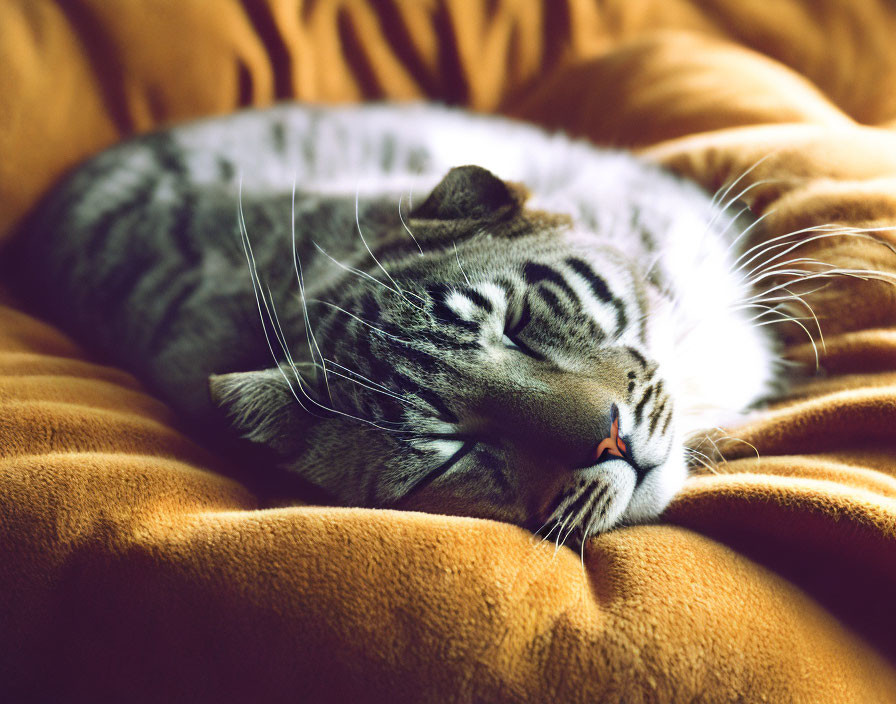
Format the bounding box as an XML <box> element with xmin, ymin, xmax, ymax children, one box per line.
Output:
<box><xmin>9</xmin><ymin>103</ymin><xmax>777</xmax><ymax>543</ymax></box>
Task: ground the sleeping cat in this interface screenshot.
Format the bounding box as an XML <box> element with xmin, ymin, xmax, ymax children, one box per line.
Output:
<box><xmin>8</xmin><ymin>103</ymin><xmax>778</xmax><ymax>546</ymax></box>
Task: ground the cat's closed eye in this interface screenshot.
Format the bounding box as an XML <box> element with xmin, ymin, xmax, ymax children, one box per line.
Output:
<box><xmin>501</xmin><ymin>333</ymin><xmax>521</xmax><ymax>350</ymax></box>
<box><xmin>501</xmin><ymin>330</ymin><xmax>543</xmax><ymax>360</ymax></box>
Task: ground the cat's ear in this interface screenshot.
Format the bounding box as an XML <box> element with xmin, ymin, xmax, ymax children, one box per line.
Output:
<box><xmin>412</xmin><ymin>165</ymin><xmax>527</xmax><ymax>221</ymax></box>
<box><xmin>209</xmin><ymin>368</ymin><xmax>310</xmax><ymax>454</ymax></box>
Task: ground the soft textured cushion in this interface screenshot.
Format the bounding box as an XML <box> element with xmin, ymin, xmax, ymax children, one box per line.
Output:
<box><xmin>3</xmin><ymin>1</ymin><xmax>896</xmax><ymax>701</ymax></box>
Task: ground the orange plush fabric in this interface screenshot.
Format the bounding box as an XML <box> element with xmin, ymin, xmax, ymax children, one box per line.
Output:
<box><xmin>3</xmin><ymin>1</ymin><xmax>896</xmax><ymax>701</ymax></box>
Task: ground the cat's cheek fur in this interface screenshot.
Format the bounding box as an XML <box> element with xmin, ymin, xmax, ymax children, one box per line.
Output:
<box><xmin>285</xmin><ymin>422</ymin><xmax>388</xmax><ymax>504</ymax></box>
<box><xmin>643</xmin><ymin>229</ymin><xmax>779</xmax><ymax>437</ymax></box>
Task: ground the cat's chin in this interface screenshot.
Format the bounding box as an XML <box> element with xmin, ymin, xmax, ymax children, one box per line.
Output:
<box><xmin>618</xmin><ymin>449</ymin><xmax>688</xmax><ymax>528</ymax></box>
<box><xmin>535</xmin><ymin>450</ymin><xmax>688</xmax><ymax>552</ymax></box>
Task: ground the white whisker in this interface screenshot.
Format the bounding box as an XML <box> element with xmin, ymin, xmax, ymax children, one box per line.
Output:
<box><xmin>310</xmin><ymin>299</ymin><xmax>412</xmax><ymax>343</ymax></box>
<box><xmin>710</xmin><ymin>152</ymin><xmax>778</xmax><ymax>211</ymax></box>
<box><xmin>318</xmin><ymin>364</ymin><xmax>414</xmax><ymax>408</ymax></box>
<box><xmin>733</xmin><ymin>224</ymin><xmax>896</xmax><ymax>274</ymax></box>
<box><xmin>685</xmin><ymin>447</ymin><xmax>719</xmax><ymax>475</ymax></box>
<box><xmin>291</xmin><ymin>178</ymin><xmax>332</xmax><ymax>402</ymax></box>
<box><xmin>355</xmin><ymin>185</ymin><xmax>424</xmax><ymax>309</ymax></box>
<box><xmin>740</xmin><ymin>230</ymin><xmax>893</xmax><ymax>277</ymax></box>
<box><xmin>551</xmin><ymin>512</ymin><xmax>575</xmax><ymax>559</ymax></box>
<box><xmin>559</xmin><ymin>488</ymin><xmax>600</xmax><ymax>550</ymax></box>
<box><xmin>312</xmin><ymin>241</ymin><xmax>412</xmax><ymax>301</ymax></box>
<box><xmin>724</xmin><ymin>207</ymin><xmax>778</xmax><ymax>258</ymax></box>
<box><xmin>714</xmin><ymin>430</ymin><xmax>762</xmax><ymax>467</ymax></box>
<box><xmin>238</xmin><ymin>178</ymin><xmax>409</xmax><ymax>433</ymax></box>
<box><xmin>321</xmin><ymin>358</ymin><xmax>419</xmax><ymax>416</ymax></box>
<box><xmin>716</xmin><ymin>177</ymin><xmax>786</xmax><ymax>218</ymax></box>
<box><xmin>453</xmin><ymin>241</ymin><xmax>472</xmax><ymax>286</ymax></box>
<box><xmin>398</xmin><ymin>193</ymin><xmax>424</xmax><ymax>255</ymax></box>
<box><xmin>237</xmin><ymin>179</ymin><xmax>318</xmax><ymax>417</ymax></box>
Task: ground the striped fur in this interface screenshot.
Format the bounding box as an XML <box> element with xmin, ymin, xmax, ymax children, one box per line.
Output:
<box><xmin>8</xmin><ymin>103</ymin><xmax>778</xmax><ymax>545</ymax></box>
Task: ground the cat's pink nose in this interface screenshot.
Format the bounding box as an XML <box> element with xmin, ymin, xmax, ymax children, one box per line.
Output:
<box><xmin>594</xmin><ymin>403</ymin><xmax>629</xmax><ymax>463</ymax></box>
<box><xmin>587</xmin><ymin>403</ymin><xmax>659</xmax><ymax>487</ymax></box>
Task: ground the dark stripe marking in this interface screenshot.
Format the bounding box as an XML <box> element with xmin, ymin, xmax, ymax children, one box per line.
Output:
<box><xmin>271</xmin><ymin>122</ymin><xmax>287</xmax><ymax>152</ymax></box>
<box><xmin>83</xmin><ymin>181</ymin><xmax>158</xmax><ymax>258</ymax></box>
<box><xmin>320</xmin><ymin>308</ymin><xmax>349</xmax><ymax>345</ymax></box>
<box><xmin>145</xmin><ymin>275</ymin><xmax>200</xmax><ymax>353</ymax></box>
<box><xmin>634</xmin><ymin>384</ymin><xmax>655</xmax><ymax>425</ymax></box>
<box><xmin>647</xmin><ymin>384</ymin><xmax>666</xmax><ymax>435</ymax></box>
<box><xmin>149</xmin><ymin>133</ymin><xmax>187</xmax><ymax>176</ymax></box>
<box><xmin>402</xmin><ymin>345</ymin><xmax>443</xmax><ymax>375</ymax></box>
<box><xmin>626</xmin><ymin>347</ymin><xmax>648</xmax><ymax>369</ymax></box>
<box><xmin>536</xmin><ymin>286</ymin><xmax>565</xmax><ymax>318</ymax></box>
<box><xmin>412</xmin><ymin>329</ymin><xmax>480</xmax><ymax>350</ymax></box>
<box><xmin>565</xmin><ymin>257</ymin><xmax>627</xmax><ymax>332</ymax></box>
<box><xmin>216</xmin><ymin>157</ymin><xmax>236</xmax><ymax>180</ymax></box>
<box><xmin>563</xmin><ymin>488</ymin><xmax>596</xmax><ymax>529</ymax></box>
<box><xmin>359</xmin><ymin>292</ymin><xmax>381</xmax><ymax>326</ymax></box>
<box><xmin>414</xmin><ymin>388</ymin><xmax>459</xmax><ymax>424</ymax></box>
<box><xmin>476</xmin><ymin>449</ymin><xmax>512</xmax><ymax>496</ymax></box>
<box><xmin>169</xmin><ymin>193</ymin><xmax>200</xmax><ymax>267</ymax></box>
<box><xmin>660</xmin><ymin>404</ymin><xmax>674</xmax><ymax>436</ymax></box>
<box><xmin>523</xmin><ymin>261</ymin><xmax>580</xmax><ymax>304</ymax></box>
<box><xmin>458</xmin><ymin>285</ymin><xmax>494</xmax><ymax>313</ymax></box>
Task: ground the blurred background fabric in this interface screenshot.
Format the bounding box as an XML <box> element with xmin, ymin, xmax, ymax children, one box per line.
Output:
<box><xmin>2</xmin><ymin>1</ymin><xmax>896</xmax><ymax>701</ymax></box>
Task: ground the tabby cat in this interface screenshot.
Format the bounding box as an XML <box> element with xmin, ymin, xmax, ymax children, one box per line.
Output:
<box><xmin>8</xmin><ymin>103</ymin><xmax>779</xmax><ymax>546</ymax></box>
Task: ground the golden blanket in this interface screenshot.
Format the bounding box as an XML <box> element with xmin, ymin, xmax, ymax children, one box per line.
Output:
<box><xmin>2</xmin><ymin>1</ymin><xmax>896</xmax><ymax>701</ymax></box>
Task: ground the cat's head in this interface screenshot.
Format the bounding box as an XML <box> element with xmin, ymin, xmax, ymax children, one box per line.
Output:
<box><xmin>210</xmin><ymin>165</ymin><xmax>686</xmax><ymax>545</ymax></box>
